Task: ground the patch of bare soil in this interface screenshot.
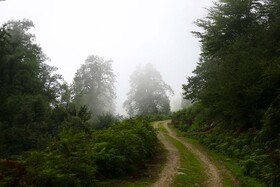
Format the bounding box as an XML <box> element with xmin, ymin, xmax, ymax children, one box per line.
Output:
<box><xmin>151</xmin><ymin>122</ymin><xmax>180</xmax><ymax>187</ymax></box>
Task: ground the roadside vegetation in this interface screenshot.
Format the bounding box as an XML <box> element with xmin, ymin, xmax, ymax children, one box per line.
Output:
<box><xmin>1</xmin><ymin>117</ymin><xmax>159</xmax><ymax>186</ymax></box>
<box><xmin>173</xmin><ymin>0</ymin><xmax>280</xmax><ymax>186</ymax></box>
<box><xmin>99</xmin><ymin>128</ymin><xmax>168</xmax><ymax>187</ymax></box>
<box><xmin>1</xmin><ymin>0</ymin><xmax>279</xmax><ymax>186</ymax></box>
<box><xmin>172</xmin><ymin>103</ymin><xmax>278</xmax><ymax>187</ymax></box>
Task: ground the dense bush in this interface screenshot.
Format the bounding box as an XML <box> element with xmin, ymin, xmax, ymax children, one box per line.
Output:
<box><xmin>94</xmin><ymin>118</ymin><xmax>158</xmax><ymax>177</ymax></box>
<box><xmin>24</xmin><ymin>130</ymin><xmax>97</xmax><ymax>186</ymax></box>
<box><xmin>0</xmin><ymin>118</ymin><xmax>158</xmax><ymax>186</ymax></box>
<box><xmin>171</xmin><ymin>103</ymin><xmax>210</xmax><ymax>132</ymax></box>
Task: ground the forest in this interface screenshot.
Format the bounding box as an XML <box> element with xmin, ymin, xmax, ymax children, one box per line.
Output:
<box><xmin>0</xmin><ymin>0</ymin><xmax>280</xmax><ymax>187</ymax></box>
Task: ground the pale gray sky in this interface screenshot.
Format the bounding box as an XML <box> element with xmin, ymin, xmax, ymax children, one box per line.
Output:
<box><xmin>0</xmin><ymin>0</ymin><xmax>215</xmax><ymax>115</ymax></box>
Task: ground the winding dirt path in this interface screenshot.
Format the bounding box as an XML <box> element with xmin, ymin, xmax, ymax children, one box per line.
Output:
<box><xmin>152</xmin><ymin>121</ymin><xmax>224</xmax><ymax>187</ymax></box>
<box><xmin>163</xmin><ymin>121</ymin><xmax>223</xmax><ymax>187</ymax></box>
<box><xmin>151</xmin><ymin>122</ymin><xmax>180</xmax><ymax>187</ymax></box>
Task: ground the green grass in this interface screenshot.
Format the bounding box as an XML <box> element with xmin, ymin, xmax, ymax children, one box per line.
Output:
<box><xmin>223</xmin><ymin>160</ymin><xmax>266</xmax><ymax>187</ymax></box>
<box><xmin>157</xmin><ymin>122</ymin><xmax>168</xmax><ymax>133</ymax></box>
<box><xmin>158</xmin><ymin>123</ymin><xmax>206</xmax><ymax>187</ymax></box>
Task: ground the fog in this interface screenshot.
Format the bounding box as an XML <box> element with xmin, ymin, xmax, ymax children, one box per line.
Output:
<box><xmin>0</xmin><ymin>0</ymin><xmax>216</xmax><ymax>115</ymax></box>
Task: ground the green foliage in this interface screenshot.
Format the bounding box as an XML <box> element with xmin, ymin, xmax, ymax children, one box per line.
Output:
<box><xmin>0</xmin><ymin>20</ymin><xmax>66</xmax><ymax>157</ymax></box>
<box><xmin>171</xmin><ymin>103</ymin><xmax>209</xmax><ymax>132</ymax></box>
<box><xmin>24</xmin><ymin>130</ymin><xmax>97</xmax><ymax>186</ymax></box>
<box><xmin>94</xmin><ymin>118</ymin><xmax>158</xmax><ymax>177</ymax></box>
<box><xmin>0</xmin><ymin>94</ymin><xmax>51</xmax><ymax>156</ymax></box>
<box><xmin>183</xmin><ymin>0</ymin><xmax>280</xmax><ymax>130</ymax></box>
<box><xmin>0</xmin><ymin>118</ymin><xmax>158</xmax><ymax>186</ymax></box>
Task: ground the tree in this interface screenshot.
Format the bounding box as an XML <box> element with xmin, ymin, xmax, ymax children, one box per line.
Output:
<box><xmin>181</xmin><ymin>1</ymin><xmax>280</xmax><ymax>185</ymax></box>
<box><xmin>0</xmin><ymin>19</ymin><xmax>63</xmax><ymax>104</ymax></box>
<box><xmin>124</xmin><ymin>63</ymin><xmax>173</xmax><ymax>117</ymax></box>
<box><xmin>39</xmin><ymin>63</ymin><xmax>66</xmax><ymax>106</ymax></box>
<box><xmin>0</xmin><ymin>20</ymin><xmax>64</xmax><ymax>156</ymax></box>
<box><xmin>72</xmin><ymin>55</ymin><xmax>116</xmax><ymax>117</ymax></box>
<box><xmin>183</xmin><ymin>0</ymin><xmax>280</xmax><ymax>129</ymax></box>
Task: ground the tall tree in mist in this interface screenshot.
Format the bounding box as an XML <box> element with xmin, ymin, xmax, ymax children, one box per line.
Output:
<box><xmin>72</xmin><ymin>55</ymin><xmax>116</xmax><ymax>116</ymax></box>
<box><xmin>124</xmin><ymin>63</ymin><xmax>173</xmax><ymax>117</ymax></box>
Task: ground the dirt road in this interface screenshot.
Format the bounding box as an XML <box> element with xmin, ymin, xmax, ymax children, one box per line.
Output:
<box><xmin>151</xmin><ymin>121</ymin><xmax>223</xmax><ymax>187</ymax></box>
<box><xmin>151</xmin><ymin>122</ymin><xmax>180</xmax><ymax>187</ymax></box>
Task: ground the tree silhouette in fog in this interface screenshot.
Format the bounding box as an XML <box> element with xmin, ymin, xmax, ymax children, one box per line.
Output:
<box><xmin>124</xmin><ymin>63</ymin><xmax>173</xmax><ymax>117</ymax></box>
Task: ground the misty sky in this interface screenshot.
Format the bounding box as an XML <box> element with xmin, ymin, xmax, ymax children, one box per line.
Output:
<box><xmin>0</xmin><ymin>0</ymin><xmax>216</xmax><ymax>115</ymax></box>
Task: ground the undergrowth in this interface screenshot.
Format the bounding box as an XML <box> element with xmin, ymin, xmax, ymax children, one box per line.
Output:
<box><xmin>172</xmin><ymin>103</ymin><xmax>280</xmax><ymax>187</ymax></box>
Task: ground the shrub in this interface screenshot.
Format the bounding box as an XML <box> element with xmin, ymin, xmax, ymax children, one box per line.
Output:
<box><xmin>1</xmin><ymin>117</ymin><xmax>159</xmax><ymax>186</ymax></box>
<box><xmin>24</xmin><ymin>130</ymin><xmax>97</xmax><ymax>186</ymax></box>
<box><xmin>94</xmin><ymin>118</ymin><xmax>158</xmax><ymax>177</ymax></box>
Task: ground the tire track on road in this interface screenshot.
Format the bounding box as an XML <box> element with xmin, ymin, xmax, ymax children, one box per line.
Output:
<box><xmin>151</xmin><ymin>122</ymin><xmax>180</xmax><ymax>187</ymax></box>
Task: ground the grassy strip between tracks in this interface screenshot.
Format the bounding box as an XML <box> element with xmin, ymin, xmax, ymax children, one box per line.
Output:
<box><xmin>158</xmin><ymin>122</ymin><xmax>206</xmax><ymax>187</ymax></box>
